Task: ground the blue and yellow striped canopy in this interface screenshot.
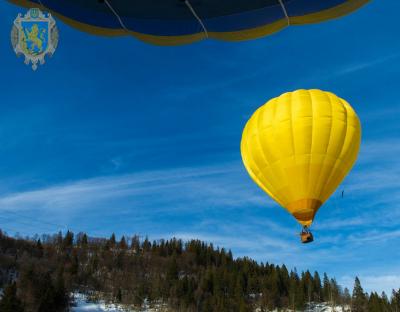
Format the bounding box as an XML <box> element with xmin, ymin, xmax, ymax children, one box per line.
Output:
<box><xmin>9</xmin><ymin>0</ymin><xmax>369</xmax><ymax>45</ymax></box>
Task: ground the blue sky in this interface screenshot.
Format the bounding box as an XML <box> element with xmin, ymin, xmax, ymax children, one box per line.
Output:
<box><xmin>1</xmin><ymin>0</ymin><xmax>399</xmax><ymax>294</ymax></box>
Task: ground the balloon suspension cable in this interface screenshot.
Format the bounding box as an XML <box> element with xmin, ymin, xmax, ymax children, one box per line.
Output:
<box><xmin>104</xmin><ymin>0</ymin><xmax>129</xmax><ymax>33</ymax></box>
<box><xmin>278</xmin><ymin>0</ymin><xmax>291</xmax><ymax>26</ymax></box>
<box><xmin>184</xmin><ymin>0</ymin><xmax>209</xmax><ymax>39</ymax></box>
<box><xmin>37</xmin><ymin>0</ymin><xmax>45</xmax><ymax>9</ymax></box>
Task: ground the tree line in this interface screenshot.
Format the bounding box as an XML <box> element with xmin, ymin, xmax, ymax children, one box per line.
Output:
<box><xmin>0</xmin><ymin>229</ymin><xmax>399</xmax><ymax>311</ymax></box>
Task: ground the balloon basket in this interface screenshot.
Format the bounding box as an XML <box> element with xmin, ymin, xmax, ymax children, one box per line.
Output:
<box><xmin>300</xmin><ymin>229</ymin><xmax>314</xmax><ymax>244</ymax></box>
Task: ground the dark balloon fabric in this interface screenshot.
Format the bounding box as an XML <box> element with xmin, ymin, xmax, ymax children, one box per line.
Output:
<box><xmin>9</xmin><ymin>0</ymin><xmax>369</xmax><ymax>44</ymax></box>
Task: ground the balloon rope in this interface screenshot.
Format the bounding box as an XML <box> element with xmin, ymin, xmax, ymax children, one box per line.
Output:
<box><xmin>184</xmin><ymin>0</ymin><xmax>209</xmax><ymax>39</ymax></box>
<box><xmin>37</xmin><ymin>0</ymin><xmax>45</xmax><ymax>8</ymax></box>
<box><xmin>104</xmin><ymin>0</ymin><xmax>129</xmax><ymax>32</ymax></box>
<box><xmin>278</xmin><ymin>0</ymin><xmax>291</xmax><ymax>26</ymax></box>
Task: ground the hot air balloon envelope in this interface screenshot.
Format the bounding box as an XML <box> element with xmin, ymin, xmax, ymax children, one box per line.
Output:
<box><xmin>241</xmin><ymin>89</ymin><xmax>361</xmax><ymax>227</ymax></box>
<box><xmin>9</xmin><ymin>0</ymin><xmax>369</xmax><ymax>45</ymax></box>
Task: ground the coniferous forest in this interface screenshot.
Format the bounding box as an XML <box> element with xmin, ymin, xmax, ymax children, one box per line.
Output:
<box><xmin>0</xmin><ymin>229</ymin><xmax>399</xmax><ymax>312</ymax></box>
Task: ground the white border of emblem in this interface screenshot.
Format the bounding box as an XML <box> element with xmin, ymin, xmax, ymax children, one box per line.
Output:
<box><xmin>11</xmin><ymin>8</ymin><xmax>59</xmax><ymax>70</ymax></box>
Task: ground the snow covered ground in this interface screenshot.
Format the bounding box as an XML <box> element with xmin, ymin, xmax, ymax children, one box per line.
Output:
<box><xmin>304</xmin><ymin>302</ymin><xmax>350</xmax><ymax>312</ymax></box>
<box><xmin>71</xmin><ymin>293</ymin><xmax>127</xmax><ymax>312</ymax></box>
<box><xmin>71</xmin><ymin>293</ymin><xmax>349</xmax><ymax>312</ymax></box>
<box><xmin>71</xmin><ymin>293</ymin><xmax>166</xmax><ymax>312</ymax></box>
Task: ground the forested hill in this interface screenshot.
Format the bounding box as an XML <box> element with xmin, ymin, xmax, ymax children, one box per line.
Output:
<box><xmin>0</xmin><ymin>230</ymin><xmax>399</xmax><ymax>312</ymax></box>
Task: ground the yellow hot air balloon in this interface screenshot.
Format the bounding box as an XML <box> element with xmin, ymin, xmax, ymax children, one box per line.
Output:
<box><xmin>241</xmin><ymin>89</ymin><xmax>361</xmax><ymax>243</ymax></box>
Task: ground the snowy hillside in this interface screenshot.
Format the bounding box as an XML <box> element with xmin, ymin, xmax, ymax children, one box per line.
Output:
<box><xmin>71</xmin><ymin>293</ymin><xmax>167</xmax><ymax>312</ymax></box>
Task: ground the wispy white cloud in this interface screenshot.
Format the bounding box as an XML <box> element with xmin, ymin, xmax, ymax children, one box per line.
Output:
<box><xmin>334</xmin><ymin>54</ymin><xmax>400</xmax><ymax>76</ymax></box>
<box><xmin>0</xmin><ymin>162</ymin><xmax>272</xmax><ymax>233</ymax></box>
<box><xmin>347</xmin><ymin>229</ymin><xmax>400</xmax><ymax>245</ymax></box>
<box><xmin>0</xmin><ymin>164</ymin><xmax>235</xmax><ymax>209</ymax></box>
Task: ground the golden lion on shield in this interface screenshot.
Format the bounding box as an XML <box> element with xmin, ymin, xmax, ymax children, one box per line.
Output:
<box><xmin>22</xmin><ymin>24</ymin><xmax>46</xmax><ymax>54</ymax></box>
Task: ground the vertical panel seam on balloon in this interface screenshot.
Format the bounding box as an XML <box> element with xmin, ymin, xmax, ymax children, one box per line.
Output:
<box><xmin>254</xmin><ymin>103</ymin><xmax>283</xmax><ymax>204</ymax></box>
<box><xmin>308</xmin><ymin>90</ymin><xmax>315</xmax><ymax>201</ymax></box>
<box><xmin>316</xmin><ymin>92</ymin><xmax>334</xmax><ymax>200</ymax></box>
<box><xmin>322</xmin><ymin>99</ymin><xmax>349</xmax><ymax>202</ymax></box>
<box><xmin>243</xmin><ymin>113</ymin><xmax>280</xmax><ymax>205</ymax></box>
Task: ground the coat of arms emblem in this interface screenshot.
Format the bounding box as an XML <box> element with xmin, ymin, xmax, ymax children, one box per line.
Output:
<box><xmin>11</xmin><ymin>8</ymin><xmax>59</xmax><ymax>70</ymax></box>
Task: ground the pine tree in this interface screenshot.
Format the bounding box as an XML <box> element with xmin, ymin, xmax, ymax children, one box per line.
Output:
<box><xmin>263</xmin><ymin>266</ymin><xmax>279</xmax><ymax>309</ymax></box>
<box><xmin>381</xmin><ymin>291</ymin><xmax>389</xmax><ymax>311</ymax></box>
<box><xmin>288</xmin><ymin>270</ymin><xmax>301</xmax><ymax>310</ymax></box>
<box><xmin>343</xmin><ymin>287</ymin><xmax>351</xmax><ymax>306</ymax></box>
<box><xmin>56</xmin><ymin>231</ymin><xmax>63</xmax><ymax>246</ymax></box>
<box><xmin>36</xmin><ymin>239</ymin><xmax>44</xmax><ymax>258</ymax></box>
<box><xmin>131</xmin><ymin>235</ymin><xmax>140</xmax><ymax>253</ymax></box>
<box><xmin>54</xmin><ymin>269</ymin><xmax>68</xmax><ymax>309</ymax></box>
<box><xmin>119</xmin><ymin>236</ymin><xmax>127</xmax><ymax>249</ymax></box>
<box><xmin>36</xmin><ymin>239</ymin><xmax>43</xmax><ymax>249</ymax></box>
<box><xmin>303</xmin><ymin>270</ymin><xmax>313</xmax><ymax>305</ymax></box>
<box><xmin>391</xmin><ymin>289</ymin><xmax>400</xmax><ymax>312</ymax></box>
<box><xmin>62</xmin><ymin>230</ymin><xmax>74</xmax><ymax>249</ymax></box>
<box><xmin>77</xmin><ymin>232</ymin><xmax>88</xmax><ymax>247</ymax></box>
<box><xmin>70</xmin><ymin>251</ymin><xmax>79</xmax><ymax>275</ymax></box>
<box><xmin>166</xmin><ymin>256</ymin><xmax>178</xmax><ymax>282</ymax></box>
<box><xmin>330</xmin><ymin>278</ymin><xmax>340</xmax><ymax>306</ymax></box>
<box><xmin>143</xmin><ymin>236</ymin><xmax>151</xmax><ymax>252</ymax></box>
<box><xmin>109</xmin><ymin>233</ymin><xmax>116</xmax><ymax>247</ymax></box>
<box><xmin>294</xmin><ymin>271</ymin><xmax>305</xmax><ymax>309</ymax></box>
<box><xmin>36</xmin><ymin>272</ymin><xmax>60</xmax><ymax>312</ymax></box>
<box><xmin>313</xmin><ymin>271</ymin><xmax>322</xmax><ymax>302</ymax></box>
<box><xmin>116</xmin><ymin>288</ymin><xmax>122</xmax><ymax>302</ymax></box>
<box><xmin>0</xmin><ymin>283</ymin><xmax>24</xmax><ymax>312</ymax></box>
<box><xmin>323</xmin><ymin>273</ymin><xmax>330</xmax><ymax>302</ymax></box>
<box><xmin>37</xmin><ymin>286</ymin><xmax>57</xmax><ymax>312</ymax></box>
<box><xmin>352</xmin><ymin>277</ymin><xmax>367</xmax><ymax>312</ymax></box>
<box><xmin>82</xmin><ymin>233</ymin><xmax>88</xmax><ymax>246</ymax></box>
<box><xmin>368</xmin><ymin>292</ymin><xmax>382</xmax><ymax>312</ymax></box>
